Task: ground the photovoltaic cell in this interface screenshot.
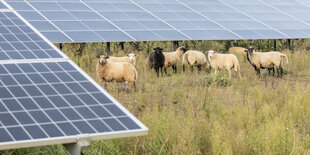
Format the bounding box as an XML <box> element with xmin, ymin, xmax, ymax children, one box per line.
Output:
<box><xmin>0</xmin><ymin>2</ymin><xmax>8</xmax><ymax>9</ymax></box>
<box><xmin>0</xmin><ymin>61</ymin><xmax>145</xmax><ymax>146</ymax></box>
<box><xmin>0</xmin><ymin>12</ymin><xmax>64</xmax><ymax>60</ymax></box>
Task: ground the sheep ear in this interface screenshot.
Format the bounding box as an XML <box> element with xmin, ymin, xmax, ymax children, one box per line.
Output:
<box><xmin>96</xmin><ymin>55</ymin><xmax>100</xmax><ymax>58</ymax></box>
<box><xmin>160</xmin><ymin>48</ymin><xmax>163</xmax><ymax>50</ymax></box>
<box><xmin>125</xmin><ymin>54</ymin><xmax>129</xmax><ymax>57</ymax></box>
<box><xmin>105</xmin><ymin>56</ymin><xmax>109</xmax><ymax>59</ymax></box>
<box><xmin>135</xmin><ymin>53</ymin><xmax>137</xmax><ymax>56</ymax></box>
<box><xmin>153</xmin><ymin>48</ymin><xmax>156</xmax><ymax>50</ymax></box>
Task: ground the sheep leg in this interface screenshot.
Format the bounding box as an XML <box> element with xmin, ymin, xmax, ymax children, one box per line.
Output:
<box><xmin>279</xmin><ymin>66</ymin><xmax>283</xmax><ymax>78</ymax></box>
<box><xmin>191</xmin><ymin>66</ymin><xmax>194</xmax><ymax>72</ymax></box>
<box><xmin>256</xmin><ymin>68</ymin><xmax>261</xmax><ymax>77</ymax></box>
<box><xmin>164</xmin><ymin>68</ymin><xmax>167</xmax><ymax>75</ymax></box>
<box><xmin>104</xmin><ymin>81</ymin><xmax>108</xmax><ymax>90</ymax></box>
<box><xmin>183</xmin><ymin>64</ymin><xmax>186</xmax><ymax>72</ymax></box>
<box><xmin>254</xmin><ymin>66</ymin><xmax>260</xmax><ymax>76</ymax></box>
<box><xmin>174</xmin><ymin>65</ymin><xmax>177</xmax><ymax>74</ymax></box>
<box><xmin>160</xmin><ymin>67</ymin><xmax>163</xmax><ymax>77</ymax></box>
<box><xmin>155</xmin><ymin>67</ymin><xmax>159</xmax><ymax>77</ymax></box>
<box><xmin>277</xmin><ymin>67</ymin><xmax>281</xmax><ymax>78</ymax></box>
<box><xmin>131</xmin><ymin>81</ymin><xmax>137</xmax><ymax>92</ymax></box>
<box><xmin>197</xmin><ymin>65</ymin><xmax>202</xmax><ymax>73</ymax></box>
<box><xmin>228</xmin><ymin>70</ymin><xmax>232</xmax><ymax>78</ymax></box>
<box><xmin>268</xmin><ymin>68</ymin><xmax>272</xmax><ymax>75</ymax></box>
<box><xmin>273</xmin><ymin>67</ymin><xmax>275</xmax><ymax>76</ymax></box>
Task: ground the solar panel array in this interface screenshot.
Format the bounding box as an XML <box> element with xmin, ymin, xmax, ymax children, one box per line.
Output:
<box><xmin>5</xmin><ymin>0</ymin><xmax>310</xmax><ymax>42</ymax></box>
<box><xmin>0</xmin><ymin>61</ymin><xmax>144</xmax><ymax>144</ymax></box>
<box><xmin>0</xmin><ymin>6</ymin><xmax>147</xmax><ymax>150</ymax></box>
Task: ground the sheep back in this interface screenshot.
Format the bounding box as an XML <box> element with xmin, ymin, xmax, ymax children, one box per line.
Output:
<box><xmin>107</xmin><ymin>56</ymin><xmax>135</xmax><ymax>65</ymax></box>
<box><xmin>228</xmin><ymin>47</ymin><xmax>246</xmax><ymax>55</ymax></box>
<box><xmin>182</xmin><ymin>50</ymin><xmax>208</xmax><ymax>66</ymax></box>
<box><xmin>209</xmin><ymin>53</ymin><xmax>238</xmax><ymax>70</ymax></box>
<box><xmin>96</xmin><ymin>62</ymin><xmax>137</xmax><ymax>83</ymax></box>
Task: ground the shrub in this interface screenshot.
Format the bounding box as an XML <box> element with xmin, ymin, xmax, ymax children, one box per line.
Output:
<box><xmin>202</xmin><ymin>74</ymin><xmax>232</xmax><ymax>87</ymax></box>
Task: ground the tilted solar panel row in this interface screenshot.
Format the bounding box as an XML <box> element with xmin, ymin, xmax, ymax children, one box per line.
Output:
<box><xmin>4</xmin><ymin>0</ymin><xmax>310</xmax><ymax>42</ymax></box>
<box><xmin>0</xmin><ymin>61</ymin><xmax>142</xmax><ymax>143</ymax></box>
<box><xmin>0</xmin><ymin>5</ymin><xmax>147</xmax><ymax>150</ymax></box>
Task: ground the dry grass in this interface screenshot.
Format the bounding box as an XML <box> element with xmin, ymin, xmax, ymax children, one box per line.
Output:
<box><xmin>83</xmin><ymin>49</ymin><xmax>310</xmax><ymax>154</ymax></box>
<box><xmin>3</xmin><ymin>42</ymin><xmax>310</xmax><ymax>154</ymax></box>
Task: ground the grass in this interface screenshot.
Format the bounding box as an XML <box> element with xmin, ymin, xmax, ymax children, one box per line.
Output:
<box><xmin>3</xmin><ymin>42</ymin><xmax>310</xmax><ymax>154</ymax></box>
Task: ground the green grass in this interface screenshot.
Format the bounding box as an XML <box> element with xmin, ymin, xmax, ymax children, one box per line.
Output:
<box><xmin>3</xmin><ymin>41</ymin><xmax>310</xmax><ymax>154</ymax></box>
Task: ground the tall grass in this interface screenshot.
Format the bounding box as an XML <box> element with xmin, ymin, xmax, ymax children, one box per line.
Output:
<box><xmin>3</xmin><ymin>41</ymin><xmax>310</xmax><ymax>154</ymax></box>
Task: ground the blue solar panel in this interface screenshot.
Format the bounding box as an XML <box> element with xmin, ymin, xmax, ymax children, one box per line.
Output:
<box><xmin>0</xmin><ymin>12</ymin><xmax>64</xmax><ymax>60</ymax></box>
<box><xmin>0</xmin><ymin>61</ymin><xmax>146</xmax><ymax>147</ymax></box>
<box><xmin>5</xmin><ymin>0</ymin><xmax>310</xmax><ymax>41</ymax></box>
<box><xmin>0</xmin><ymin>2</ymin><xmax>8</xmax><ymax>9</ymax></box>
<box><xmin>0</xmin><ymin>5</ymin><xmax>147</xmax><ymax>150</ymax></box>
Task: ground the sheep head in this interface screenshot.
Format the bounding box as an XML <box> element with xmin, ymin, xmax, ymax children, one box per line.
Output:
<box><xmin>126</xmin><ymin>53</ymin><xmax>137</xmax><ymax>64</ymax></box>
<box><xmin>98</xmin><ymin>55</ymin><xmax>109</xmax><ymax>65</ymax></box>
<box><xmin>178</xmin><ymin>46</ymin><xmax>187</xmax><ymax>53</ymax></box>
<box><xmin>153</xmin><ymin>47</ymin><xmax>163</xmax><ymax>54</ymax></box>
<box><xmin>245</xmin><ymin>46</ymin><xmax>255</xmax><ymax>54</ymax></box>
<box><xmin>208</xmin><ymin>50</ymin><xmax>217</xmax><ymax>58</ymax></box>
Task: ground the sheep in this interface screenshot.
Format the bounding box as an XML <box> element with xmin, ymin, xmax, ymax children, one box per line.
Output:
<box><xmin>229</xmin><ymin>47</ymin><xmax>277</xmax><ymax>76</ymax></box>
<box><xmin>228</xmin><ymin>47</ymin><xmax>246</xmax><ymax>55</ymax></box>
<box><xmin>96</xmin><ymin>55</ymin><xmax>138</xmax><ymax>92</ymax></box>
<box><xmin>182</xmin><ymin>50</ymin><xmax>209</xmax><ymax>72</ymax></box>
<box><xmin>149</xmin><ymin>47</ymin><xmax>165</xmax><ymax>77</ymax></box>
<box><xmin>163</xmin><ymin>46</ymin><xmax>187</xmax><ymax>74</ymax></box>
<box><xmin>106</xmin><ymin>53</ymin><xmax>138</xmax><ymax>66</ymax></box>
<box><xmin>228</xmin><ymin>46</ymin><xmax>247</xmax><ymax>62</ymax></box>
<box><xmin>207</xmin><ymin>50</ymin><xmax>241</xmax><ymax>78</ymax></box>
<box><xmin>245</xmin><ymin>46</ymin><xmax>288</xmax><ymax>78</ymax></box>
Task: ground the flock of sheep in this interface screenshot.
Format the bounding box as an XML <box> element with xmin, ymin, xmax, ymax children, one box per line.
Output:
<box><xmin>96</xmin><ymin>46</ymin><xmax>289</xmax><ymax>92</ymax></box>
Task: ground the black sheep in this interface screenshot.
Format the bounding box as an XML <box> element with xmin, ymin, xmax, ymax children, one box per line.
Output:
<box><xmin>149</xmin><ymin>47</ymin><xmax>165</xmax><ymax>77</ymax></box>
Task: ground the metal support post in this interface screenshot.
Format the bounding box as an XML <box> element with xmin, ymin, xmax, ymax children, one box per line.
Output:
<box><xmin>106</xmin><ymin>42</ymin><xmax>110</xmax><ymax>55</ymax></box>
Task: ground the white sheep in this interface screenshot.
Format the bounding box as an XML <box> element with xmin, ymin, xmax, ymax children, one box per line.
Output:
<box><xmin>228</xmin><ymin>47</ymin><xmax>246</xmax><ymax>55</ymax></box>
<box><xmin>163</xmin><ymin>46</ymin><xmax>187</xmax><ymax>74</ymax></box>
<box><xmin>207</xmin><ymin>50</ymin><xmax>241</xmax><ymax>78</ymax></box>
<box><xmin>106</xmin><ymin>53</ymin><xmax>137</xmax><ymax>66</ymax></box>
<box><xmin>228</xmin><ymin>47</ymin><xmax>247</xmax><ymax>62</ymax></box>
<box><xmin>245</xmin><ymin>47</ymin><xmax>288</xmax><ymax>78</ymax></box>
<box><xmin>96</xmin><ymin>55</ymin><xmax>138</xmax><ymax>92</ymax></box>
<box><xmin>182</xmin><ymin>50</ymin><xmax>209</xmax><ymax>72</ymax></box>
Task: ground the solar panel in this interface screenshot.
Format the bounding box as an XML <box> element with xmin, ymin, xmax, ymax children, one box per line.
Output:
<box><xmin>0</xmin><ymin>11</ymin><xmax>64</xmax><ymax>60</ymax></box>
<box><xmin>0</xmin><ymin>1</ymin><xmax>8</xmax><ymax>9</ymax></box>
<box><xmin>0</xmin><ymin>6</ymin><xmax>147</xmax><ymax>150</ymax></box>
<box><xmin>5</xmin><ymin>0</ymin><xmax>310</xmax><ymax>41</ymax></box>
<box><xmin>0</xmin><ymin>61</ymin><xmax>147</xmax><ymax>150</ymax></box>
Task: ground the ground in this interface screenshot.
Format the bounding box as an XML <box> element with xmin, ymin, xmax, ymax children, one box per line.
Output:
<box><xmin>3</xmin><ymin>45</ymin><xmax>310</xmax><ymax>154</ymax></box>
